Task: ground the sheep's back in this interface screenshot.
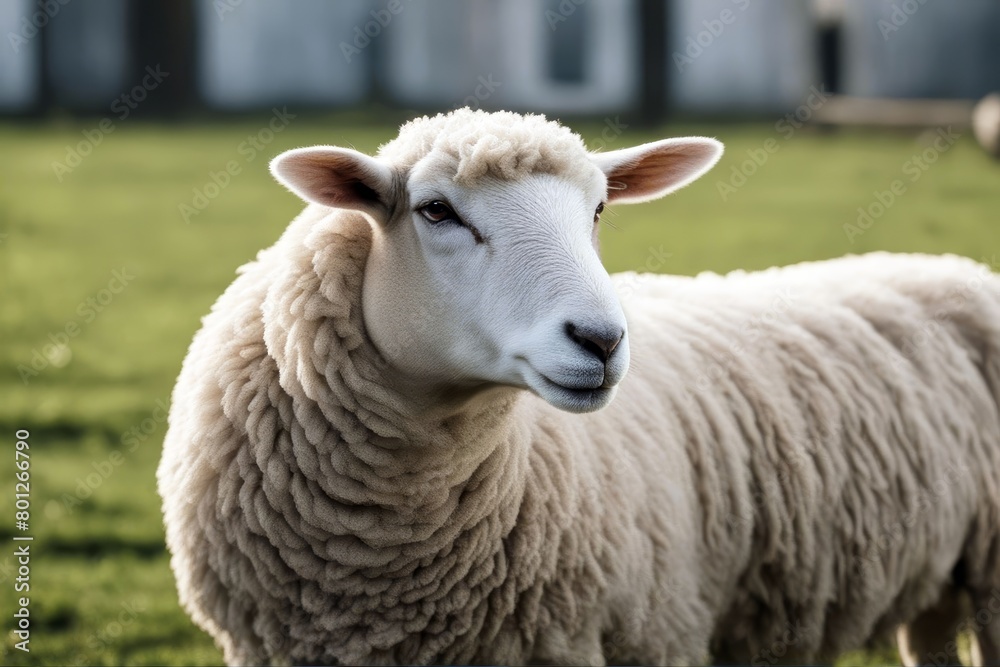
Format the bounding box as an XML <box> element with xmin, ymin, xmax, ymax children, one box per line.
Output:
<box><xmin>596</xmin><ymin>252</ymin><xmax>1000</xmax><ymax>660</ymax></box>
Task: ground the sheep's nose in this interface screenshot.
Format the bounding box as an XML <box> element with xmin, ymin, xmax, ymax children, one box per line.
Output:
<box><xmin>565</xmin><ymin>322</ymin><xmax>624</xmax><ymax>363</ymax></box>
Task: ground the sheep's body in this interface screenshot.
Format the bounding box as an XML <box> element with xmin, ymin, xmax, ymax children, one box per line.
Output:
<box><xmin>159</xmin><ymin>194</ymin><xmax>1000</xmax><ymax>663</ymax></box>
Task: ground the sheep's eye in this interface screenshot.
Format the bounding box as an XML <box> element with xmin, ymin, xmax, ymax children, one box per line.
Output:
<box><xmin>594</xmin><ymin>202</ymin><xmax>605</xmax><ymax>223</ymax></box>
<box><xmin>418</xmin><ymin>201</ymin><xmax>456</xmax><ymax>224</ymax></box>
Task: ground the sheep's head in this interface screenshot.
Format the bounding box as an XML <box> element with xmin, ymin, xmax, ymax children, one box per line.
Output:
<box><xmin>271</xmin><ymin>109</ymin><xmax>721</xmax><ymax>414</ymax></box>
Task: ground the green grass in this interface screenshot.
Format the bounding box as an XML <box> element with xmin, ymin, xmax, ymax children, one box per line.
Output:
<box><xmin>1</xmin><ymin>114</ymin><xmax>997</xmax><ymax>666</ymax></box>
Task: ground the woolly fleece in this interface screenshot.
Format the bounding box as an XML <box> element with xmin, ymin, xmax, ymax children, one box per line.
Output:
<box><xmin>159</xmin><ymin>115</ymin><xmax>1000</xmax><ymax>665</ymax></box>
<box><xmin>377</xmin><ymin>109</ymin><xmax>594</xmax><ymax>185</ymax></box>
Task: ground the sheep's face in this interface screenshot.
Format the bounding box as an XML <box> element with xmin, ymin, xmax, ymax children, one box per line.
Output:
<box><xmin>272</xmin><ymin>126</ymin><xmax>722</xmax><ymax>414</ymax></box>
<box><xmin>372</xmin><ymin>165</ymin><xmax>628</xmax><ymax>414</ymax></box>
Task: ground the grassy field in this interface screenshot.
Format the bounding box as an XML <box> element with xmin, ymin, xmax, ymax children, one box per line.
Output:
<box><xmin>1</xmin><ymin>113</ymin><xmax>998</xmax><ymax>666</ymax></box>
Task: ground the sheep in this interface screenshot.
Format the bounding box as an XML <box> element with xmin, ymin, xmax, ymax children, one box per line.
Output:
<box><xmin>158</xmin><ymin>108</ymin><xmax>1000</xmax><ymax>666</ymax></box>
<box><xmin>973</xmin><ymin>93</ymin><xmax>1000</xmax><ymax>158</ymax></box>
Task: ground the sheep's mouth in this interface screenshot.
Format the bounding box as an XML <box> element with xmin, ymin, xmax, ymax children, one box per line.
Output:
<box><xmin>514</xmin><ymin>359</ymin><xmax>618</xmax><ymax>413</ymax></box>
<box><xmin>532</xmin><ymin>371</ymin><xmax>615</xmax><ymax>413</ymax></box>
<box><xmin>538</xmin><ymin>373</ymin><xmax>608</xmax><ymax>394</ymax></box>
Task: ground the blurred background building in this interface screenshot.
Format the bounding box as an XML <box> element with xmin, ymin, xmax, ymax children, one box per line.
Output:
<box><xmin>2</xmin><ymin>0</ymin><xmax>999</xmax><ymax>119</ymax></box>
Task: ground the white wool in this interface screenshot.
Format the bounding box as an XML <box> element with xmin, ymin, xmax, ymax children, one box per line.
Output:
<box><xmin>377</xmin><ymin>108</ymin><xmax>593</xmax><ymax>185</ymax></box>
<box><xmin>159</xmin><ymin>111</ymin><xmax>1000</xmax><ymax>666</ymax></box>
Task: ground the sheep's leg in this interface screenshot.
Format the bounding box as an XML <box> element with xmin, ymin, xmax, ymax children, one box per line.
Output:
<box><xmin>897</xmin><ymin>625</ymin><xmax>961</xmax><ymax>667</ymax></box>
<box><xmin>971</xmin><ymin>589</ymin><xmax>1000</xmax><ymax>666</ymax></box>
<box><xmin>973</xmin><ymin>625</ymin><xmax>1000</xmax><ymax>667</ymax></box>
<box><xmin>896</xmin><ymin>587</ymin><xmax>968</xmax><ymax>666</ymax></box>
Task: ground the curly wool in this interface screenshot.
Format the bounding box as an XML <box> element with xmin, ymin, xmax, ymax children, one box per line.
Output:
<box><xmin>160</xmin><ymin>188</ymin><xmax>1000</xmax><ymax>665</ymax></box>
<box><xmin>619</xmin><ymin>254</ymin><xmax>1000</xmax><ymax>661</ymax></box>
<box><xmin>159</xmin><ymin>207</ymin><xmax>622</xmax><ymax>665</ymax></box>
<box><xmin>376</xmin><ymin>108</ymin><xmax>594</xmax><ymax>185</ymax></box>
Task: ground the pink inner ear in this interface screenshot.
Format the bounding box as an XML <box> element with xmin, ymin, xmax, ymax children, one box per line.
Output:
<box><xmin>317</xmin><ymin>173</ymin><xmax>380</xmax><ymax>208</ymax></box>
<box><xmin>283</xmin><ymin>152</ymin><xmax>384</xmax><ymax>209</ymax></box>
<box><xmin>608</xmin><ymin>139</ymin><xmax>721</xmax><ymax>203</ymax></box>
<box><xmin>607</xmin><ymin>141</ymin><xmax>720</xmax><ymax>203</ymax></box>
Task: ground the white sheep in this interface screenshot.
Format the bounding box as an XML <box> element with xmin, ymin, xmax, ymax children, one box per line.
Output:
<box><xmin>158</xmin><ymin>108</ymin><xmax>1000</xmax><ymax>666</ymax></box>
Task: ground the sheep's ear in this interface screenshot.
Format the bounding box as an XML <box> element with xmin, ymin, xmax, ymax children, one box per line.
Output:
<box><xmin>591</xmin><ymin>138</ymin><xmax>723</xmax><ymax>204</ymax></box>
<box><xmin>270</xmin><ymin>146</ymin><xmax>395</xmax><ymax>218</ymax></box>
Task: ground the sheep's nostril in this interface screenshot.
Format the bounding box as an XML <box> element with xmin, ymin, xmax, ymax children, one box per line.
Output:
<box><xmin>565</xmin><ymin>322</ymin><xmax>624</xmax><ymax>364</ymax></box>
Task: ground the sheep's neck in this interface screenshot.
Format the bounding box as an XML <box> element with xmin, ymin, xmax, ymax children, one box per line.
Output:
<box><xmin>260</xmin><ymin>210</ymin><xmax>530</xmax><ymax>577</ymax></box>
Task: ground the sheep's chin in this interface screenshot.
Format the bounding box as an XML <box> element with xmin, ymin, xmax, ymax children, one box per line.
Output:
<box><xmin>523</xmin><ymin>370</ymin><xmax>619</xmax><ymax>414</ymax></box>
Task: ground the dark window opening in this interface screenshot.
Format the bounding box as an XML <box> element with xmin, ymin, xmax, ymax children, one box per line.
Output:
<box><xmin>545</xmin><ymin>0</ymin><xmax>588</xmax><ymax>84</ymax></box>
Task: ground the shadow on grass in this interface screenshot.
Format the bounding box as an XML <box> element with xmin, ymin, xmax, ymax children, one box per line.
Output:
<box><xmin>0</xmin><ymin>532</ymin><xmax>167</xmax><ymax>559</ymax></box>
